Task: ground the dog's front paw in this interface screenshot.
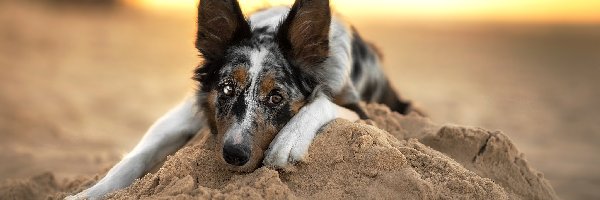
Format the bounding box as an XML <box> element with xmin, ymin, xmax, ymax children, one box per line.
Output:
<box><xmin>263</xmin><ymin>127</ymin><xmax>315</xmax><ymax>168</ymax></box>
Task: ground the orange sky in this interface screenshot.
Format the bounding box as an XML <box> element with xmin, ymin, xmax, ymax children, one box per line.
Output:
<box><xmin>123</xmin><ymin>0</ymin><xmax>600</xmax><ymax>23</ymax></box>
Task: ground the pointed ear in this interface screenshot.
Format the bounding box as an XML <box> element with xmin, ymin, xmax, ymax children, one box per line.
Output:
<box><xmin>196</xmin><ymin>0</ymin><xmax>251</xmax><ymax>60</ymax></box>
<box><xmin>278</xmin><ymin>0</ymin><xmax>331</xmax><ymax>67</ymax></box>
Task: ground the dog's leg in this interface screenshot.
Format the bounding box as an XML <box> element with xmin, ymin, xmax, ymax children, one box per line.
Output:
<box><xmin>263</xmin><ymin>92</ymin><xmax>355</xmax><ymax>168</ymax></box>
<box><xmin>66</xmin><ymin>96</ymin><xmax>203</xmax><ymax>200</ymax></box>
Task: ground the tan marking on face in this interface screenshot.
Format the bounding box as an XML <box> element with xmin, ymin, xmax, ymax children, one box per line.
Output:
<box><xmin>259</xmin><ymin>73</ymin><xmax>276</xmax><ymax>97</ymax></box>
<box><xmin>232</xmin><ymin>67</ymin><xmax>248</xmax><ymax>85</ymax></box>
<box><xmin>249</xmin><ymin>112</ymin><xmax>278</xmax><ymax>169</ymax></box>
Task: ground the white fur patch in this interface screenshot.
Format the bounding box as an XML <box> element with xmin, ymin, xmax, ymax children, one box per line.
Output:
<box><xmin>325</xmin><ymin>17</ymin><xmax>354</xmax><ymax>94</ymax></box>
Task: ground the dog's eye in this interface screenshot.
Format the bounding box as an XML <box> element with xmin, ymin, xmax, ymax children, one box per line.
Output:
<box><xmin>223</xmin><ymin>84</ymin><xmax>234</xmax><ymax>96</ymax></box>
<box><xmin>267</xmin><ymin>94</ymin><xmax>283</xmax><ymax>106</ymax></box>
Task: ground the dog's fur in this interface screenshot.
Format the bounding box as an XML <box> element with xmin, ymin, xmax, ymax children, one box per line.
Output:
<box><xmin>66</xmin><ymin>0</ymin><xmax>412</xmax><ymax>199</ymax></box>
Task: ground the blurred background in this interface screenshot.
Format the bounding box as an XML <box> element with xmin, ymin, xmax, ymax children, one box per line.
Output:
<box><xmin>0</xmin><ymin>0</ymin><xmax>598</xmax><ymax>199</ymax></box>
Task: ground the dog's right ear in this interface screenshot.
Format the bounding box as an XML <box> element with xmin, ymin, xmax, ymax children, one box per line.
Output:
<box><xmin>196</xmin><ymin>0</ymin><xmax>251</xmax><ymax>60</ymax></box>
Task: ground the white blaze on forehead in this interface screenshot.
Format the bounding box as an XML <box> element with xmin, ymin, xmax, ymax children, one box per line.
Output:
<box><xmin>224</xmin><ymin>48</ymin><xmax>268</xmax><ymax>145</ymax></box>
<box><xmin>248</xmin><ymin>48</ymin><xmax>268</xmax><ymax>83</ymax></box>
<box><xmin>244</xmin><ymin>48</ymin><xmax>268</xmax><ymax>124</ymax></box>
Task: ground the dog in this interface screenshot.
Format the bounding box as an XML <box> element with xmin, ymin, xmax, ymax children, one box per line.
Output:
<box><xmin>67</xmin><ymin>0</ymin><xmax>414</xmax><ymax>199</ymax></box>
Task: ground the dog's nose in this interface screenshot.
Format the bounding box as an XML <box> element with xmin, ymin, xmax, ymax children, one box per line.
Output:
<box><xmin>222</xmin><ymin>144</ymin><xmax>250</xmax><ymax>166</ymax></box>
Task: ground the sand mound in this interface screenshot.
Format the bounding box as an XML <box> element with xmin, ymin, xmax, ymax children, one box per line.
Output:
<box><xmin>0</xmin><ymin>104</ymin><xmax>558</xmax><ymax>199</ymax></box>
<box><xmin>363</xmin><ymin>104</ymin><xmax>558</xmax><ymax>199</ymax></box>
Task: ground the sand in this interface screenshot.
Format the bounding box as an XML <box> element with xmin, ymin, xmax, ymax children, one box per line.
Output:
<box><xmin>0</xmin><ymin>104</ymin><xmax>557</xmax><ymax>199</ymax></box>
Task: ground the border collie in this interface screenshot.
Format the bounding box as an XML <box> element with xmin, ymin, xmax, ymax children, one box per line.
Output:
<box><xmin>67</xmin><ymin>0</ymin><xmax>414</xmax><ymax>199</ymax></box>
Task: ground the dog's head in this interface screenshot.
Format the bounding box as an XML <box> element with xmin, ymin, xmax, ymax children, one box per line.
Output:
<box><xmin>193</xmin><ymin>0</ymin><xmax>331</xmax><ymax>171</ymax></box>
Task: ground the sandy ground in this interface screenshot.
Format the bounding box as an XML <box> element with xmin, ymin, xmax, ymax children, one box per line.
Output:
<box><xmin>0</xmin><ymin>104</ymin><xmax>558</xmax><ymax>199</ymax></box>
<box><xmin>0</xmin><ymin>1</ymin><xmax>598</xmax><ymax>199</ymax></box>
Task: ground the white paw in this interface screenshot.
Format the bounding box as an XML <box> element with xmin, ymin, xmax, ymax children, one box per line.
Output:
<box><xmin>263</xmin><ymin>127</ymin><xmax>314</xmax><ymax>168</ymax></box>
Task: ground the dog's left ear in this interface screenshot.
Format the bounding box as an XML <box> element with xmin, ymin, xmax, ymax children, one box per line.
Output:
<box><xmin>278</xmin><ymin>0</ymin><xmax>331</xmax><ymax>68</ymax></box>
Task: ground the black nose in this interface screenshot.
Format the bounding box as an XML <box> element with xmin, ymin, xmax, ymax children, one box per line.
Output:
<box><xmin>222</xmin><ymin>144</ymin><xmax>250</xmax><ymax>166</ymax></box>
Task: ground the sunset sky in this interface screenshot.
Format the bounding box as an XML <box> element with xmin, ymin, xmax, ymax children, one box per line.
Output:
<box><xmin>123</xmin><ymin>0</ymin><xmax>600</xmax><ymax>23</ymax></box>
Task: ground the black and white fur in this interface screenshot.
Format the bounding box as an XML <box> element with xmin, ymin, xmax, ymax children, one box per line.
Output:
<box><xmin>67</xmin><ymin>0</ymin><xmax>412</xmax><ymax>199</ymax></box>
